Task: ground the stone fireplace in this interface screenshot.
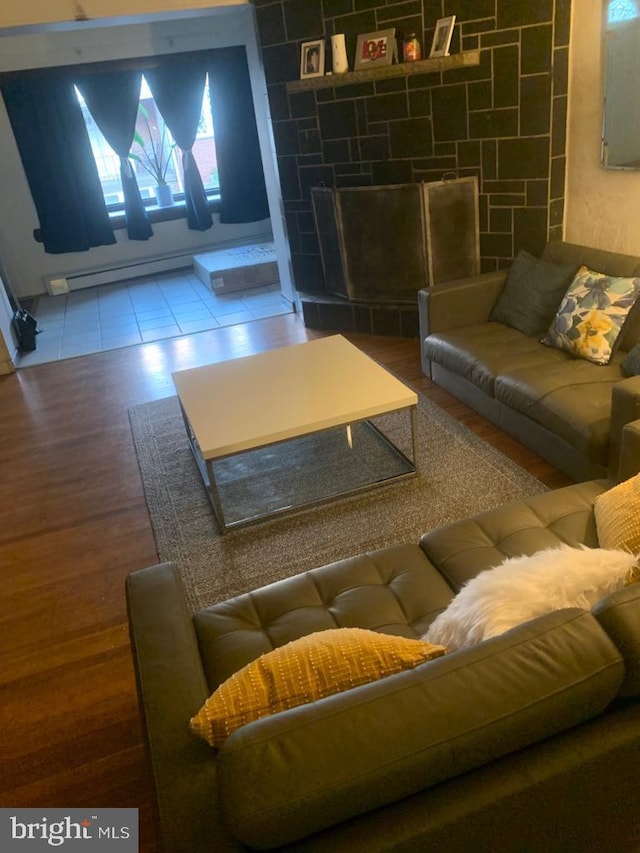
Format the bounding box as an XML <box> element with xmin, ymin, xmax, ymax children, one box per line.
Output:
<box><xmin>254</xmin><ymin>1</ymin><xmax>571</xmax><ymax>339</ymax></box>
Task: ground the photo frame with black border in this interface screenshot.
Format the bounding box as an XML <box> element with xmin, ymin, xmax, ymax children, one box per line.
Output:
<box><xmin>300</xmin><ymin>39</ymin><xmax>325</xmax><ymax>79</ymax></box>
<box><xmin>354</xmin><ymin>29</ymin><xmax>397</xmax><ymax>70</ymax></box>
<box><xmin>429</xmin><ymin>16</ymin><xmax>456</xmax><ymax>59</ymax></box>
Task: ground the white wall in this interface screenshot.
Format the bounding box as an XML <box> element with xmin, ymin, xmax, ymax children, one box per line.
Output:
<box><xmin>0</xmin><ymin>5</ymin><xmax>280</xmax><ymax>298</ymax></box>
<box><xmin>0</xmin><ymin>0</ymin><xmax>247</xmax><ymax>30</ymax></box>
<box><xmin>565</xmin><ymin>0</ymin><xmax>640</xmax><ymax>255</ymax></box>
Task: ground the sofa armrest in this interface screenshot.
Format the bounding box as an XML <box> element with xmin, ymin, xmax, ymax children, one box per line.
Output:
<box><xmin>593</xmin><ymin>583</ymin><xmax>640</xmax><ymax>697</ymax></box>
<box><xmin>608</xmin><ymin>375</ymin><xmax>640</xmax><ymax>481</ymax></box>
<box><xmin>618</xmin><ymin>418</ymin><xmax>640</xmax><ymax>481</ymax></box>
<box><xmin>217</xmin><ymin>610</ymin><xmax>623</xmax><ymax>849</ymax></box>
<box><xmin>418</xmin><ymin>270</ymin><xmax>507</xmax><ymax>376</ymax></box>
<box><xmin>126</xmin><ymin>563</ymin><xmax>242</xmax><ymax>853</ymax></box>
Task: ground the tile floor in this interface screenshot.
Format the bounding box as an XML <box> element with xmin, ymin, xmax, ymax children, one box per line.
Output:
<box><xmin>16</xmin><ymin>267</ymin><xmax>293</xmax><ymax>367</ymax></box>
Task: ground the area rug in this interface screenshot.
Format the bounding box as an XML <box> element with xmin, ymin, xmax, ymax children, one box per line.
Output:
<box><xmin>129</xmin><ymin>394</ymin><xmax>547</xmax><ymax>612</ymax></box>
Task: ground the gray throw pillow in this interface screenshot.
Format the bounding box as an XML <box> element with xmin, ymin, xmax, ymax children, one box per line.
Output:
<box><xmin>621</xmin><ymin>343</ymin><xmax>640</xmax><ymax>376</ymax></box>
<box><xmin>490</xmin><ymin>250</ymin><xmax>579</xmax><ymax>337</ymax></box>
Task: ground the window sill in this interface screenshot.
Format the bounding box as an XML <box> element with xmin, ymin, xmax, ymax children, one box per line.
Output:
<box><xmin>109</xmin><ymin>196</ymin><xmax>221</xmax><ymax>231</ymax></box>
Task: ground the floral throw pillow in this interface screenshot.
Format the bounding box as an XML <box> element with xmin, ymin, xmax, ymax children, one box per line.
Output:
<box><xmin>541</xmin><ymin>266</ymin><xmax>640</xmax><ymax>364</ymax></box>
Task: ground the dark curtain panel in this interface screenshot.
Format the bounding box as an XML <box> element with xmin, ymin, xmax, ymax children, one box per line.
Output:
<box><xmin>208</xmin><ymin>46</ymin><xmax>269</xmax><ymax>224</ymax></box>
<box><xmin>76</xmin><ymin>71</ymin><xmax>153</xmax><ymax>241</ymax></box>
<box><xmin>1</xmin><ymin>76</ymin><xmax>116</xmax><ymax>254</ymax></box>
<box><xmin>144</xmin><ymin>60</ymin><xmax>213</xmax><ymax>231</ymax></box>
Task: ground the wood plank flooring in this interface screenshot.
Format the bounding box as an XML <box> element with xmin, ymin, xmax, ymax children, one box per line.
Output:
<box><xmin>0</xmin><ymin>314</ymin><xmax>570</xmax><ymax>852</ymax></box>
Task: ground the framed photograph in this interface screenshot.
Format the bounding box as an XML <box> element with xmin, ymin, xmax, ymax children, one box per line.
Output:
<box><xmin>429</xmin><ymin>15</ymin><xmax>456</xmax><ymax>59</ymax></box>
<box><xmin>354</xmin><ymin>29</ymin><xmax>397</xmax><ymax>70</ymax></box>
<box><xmin>300</xmin><ymin>40</ymin><xmax>325</xmax><ymax>79</ymax></box>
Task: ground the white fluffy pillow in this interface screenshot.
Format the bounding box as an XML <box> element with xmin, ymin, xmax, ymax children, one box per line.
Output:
<box><xmin>424</xmin><ymin>545</ymin><xmax>638</xmax><ymax>652</ymax></box>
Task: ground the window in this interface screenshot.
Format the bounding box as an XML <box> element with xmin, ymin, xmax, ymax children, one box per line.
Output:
<box><xmin>608</xmin><ymin>0</ymin><xmax>639</xmax><ymax>22</ymax></box>
<box><xmin>76</xmin><ymin>74</ymin><xmax>219</xmax><ymax>211</ymax></box>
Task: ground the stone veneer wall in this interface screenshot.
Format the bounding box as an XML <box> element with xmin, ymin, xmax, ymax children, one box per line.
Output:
<box><xmin>253</xmin><ymin>0</ymin><xmax>571</xmax><ymax>337</ymax></box>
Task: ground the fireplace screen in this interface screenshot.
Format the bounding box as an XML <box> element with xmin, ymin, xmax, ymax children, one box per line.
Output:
<box><xmin>311</xmin><ymin>177</ymin><xmax>479</xmax><ymax>304</ymax></box>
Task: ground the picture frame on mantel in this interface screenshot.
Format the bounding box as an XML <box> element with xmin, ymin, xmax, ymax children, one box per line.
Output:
<box><xmin>429</xmin><ymin>15</ymin><xmax>456</xmax><ymax>58</ymax></box>
<box><xmin>354</xmin><ymin>29</ymin><xmax>398</xmax><ymax>70</ymax></box>
<box><xmin>300</xmin><ymin>39</ymin><xmax>325</xmax><ymax>79</ymax></box>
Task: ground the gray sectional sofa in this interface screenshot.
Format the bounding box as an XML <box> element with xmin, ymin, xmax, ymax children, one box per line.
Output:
<box><xmin>418</xmin><ymin>240</ymin><xmax>640</xmax><ymax>481</ymax></box>
<box><xmin>126</xmin><ymin>421</ymin><xmax>640</xmax><ymax>853</ymax></box>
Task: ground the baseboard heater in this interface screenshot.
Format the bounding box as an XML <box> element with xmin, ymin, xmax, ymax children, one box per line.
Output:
<box><xmin>43</xmin><ymin>234</ymin><xmax>273</xmax><ymax>296</ymax></box>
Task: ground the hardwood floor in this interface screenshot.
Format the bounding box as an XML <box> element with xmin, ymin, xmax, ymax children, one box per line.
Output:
<box><xmin>0</xmin><ymin>313</ymin><xmax>570</xmax><ymax>852</ymax></box>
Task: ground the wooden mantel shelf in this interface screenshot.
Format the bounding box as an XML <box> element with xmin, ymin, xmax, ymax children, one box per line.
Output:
<box><xmin>286</xmin><ymin>49</ymin><xmax>480</xmax><ymax>93</ymax></box>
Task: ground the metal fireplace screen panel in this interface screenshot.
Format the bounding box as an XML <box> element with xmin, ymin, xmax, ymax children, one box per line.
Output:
<box><xmin>336</xmin><ymin>184</ymin><xmax>427</xmax><ymax>304</ymax></box>
<box><xmin>311</xmin><ymin>188</ymin><xmax>349</xmax><ymax>300</ymax></box>
<box><xmin>423</xmin><ymin>177</ymin><xmax>480</xmax><ymax>285</ymax></box>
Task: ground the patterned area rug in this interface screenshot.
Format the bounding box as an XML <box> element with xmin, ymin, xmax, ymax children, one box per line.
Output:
<box><xmin>129</xmin><ymin>394</ymin><xmax>546</xmax><ymax>612</ymax></box>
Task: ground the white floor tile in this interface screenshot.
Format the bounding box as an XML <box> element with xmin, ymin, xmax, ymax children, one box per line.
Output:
<box><xmin>215</xmin><ymin>310</ymin><xmax>255</xmax><ymax>326</ymax></box>
<box><xmin>99</xmin><ymin>315</ymin><xmax>138</xmax><ymax>332</ymax></box>
<box><xmin>170</xmin><ymin>306</ymin><xmax>213</xmax><ymax>322</ymax></box>
<box><xmin>63</xmin><ymin>319</ymin><xmax>101</xmax><ymax>335</ymax></box>
<box><xmin>23</xmin><ymin>266</ymin><xmax>293</xmax><ymax>367</ymax></box>
<box><xmin>250</xmin><ymin>303</ymin><xmax>291</xmax><ymax>319</ymax></box>
<box><xmin>135</xmin><ymin>307</ymin><xmax>174</xmax><ymax>322</ymax></box>
<box><xmin>178</xmin><ymin>318</ymin><xmax>220</xmax><ymax>334</ymax></box>
<box><xmin>141</xmin><ymin>325</ymin><xmax>181</xmax><ymax>342</ymax></box>
<box><xmin>101</xmin><ymin>332</ymin><xmax>143</xmax><ymax>349</ymax></box>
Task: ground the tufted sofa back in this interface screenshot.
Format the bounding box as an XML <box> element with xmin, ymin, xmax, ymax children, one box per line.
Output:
<box><xmin>419</xmin><ymin>479</ymin><xmax>605</xmax><ymax>592</ymax></box>
<box><xmin>193</xmin><ymin>543</ymin><xmax>455</xmax><ymax>691</ymax></box>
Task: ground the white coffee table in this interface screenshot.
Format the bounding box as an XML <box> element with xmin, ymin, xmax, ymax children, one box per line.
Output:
<box><xmin>172</xmin><ymin>335</ymin><xmax>418</xmax><ymax>532</ymax></box>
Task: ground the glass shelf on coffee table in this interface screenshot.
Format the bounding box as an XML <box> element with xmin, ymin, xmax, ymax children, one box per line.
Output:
<box><xmin>172</xmin><ymin>335</ymin><xmax>418</xmax><ymax>533</ymax></box>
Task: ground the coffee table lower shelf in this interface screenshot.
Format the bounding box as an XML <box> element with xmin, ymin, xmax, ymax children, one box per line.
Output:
<box><xmin>180</xmin><ymin>406</ymin><xmax>418</xmax><ymax>533</ymax></box>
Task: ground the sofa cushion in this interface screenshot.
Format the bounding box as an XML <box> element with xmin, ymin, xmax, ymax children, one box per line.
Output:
<box><xmin>424</xmin><ymin>545</ymin><xmax>638</xmax><ymax>651</ymax></box>
<box><xmin>490</xmin><ymin>250</ymin><xmax>578</xmax><ymax>337</ymax></box>
<box><xmin>216</xmin><ymin>610</ymin><xmax>623</xmax><ymax>849</ymax></box>
<box><xmin>494</xmin><ymin>358</ymin><xmax>623</xmax><ymax>465</ymax></box>
<box><xmin>423</xmin><ymin>323</ymin><xmax>568</xmax><ymax>396</ymax></box>
<box><xmin>420</xmin><ymin>480</ymin><xmax>606</xmax><ymax>592</ymax></box>
<box><xmin>541</xmin><ymin>266</ymin><xmax>640</xmax><ymax>365</ymax></box>
<box><xmin>594</xmin><ymin>473</ymin><xmax>640</xmax><ymax>553</ymax></box>
<box><xmin>190</xmin><ymin>628</ymin><xmax>446</xmax><ymax>748</ymax></box>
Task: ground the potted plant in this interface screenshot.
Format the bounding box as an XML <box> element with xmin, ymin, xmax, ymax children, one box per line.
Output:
<box><xmin>128</xmin><ymin>104</ymin><xmax>177</xmax><ymax>207</ymax></box>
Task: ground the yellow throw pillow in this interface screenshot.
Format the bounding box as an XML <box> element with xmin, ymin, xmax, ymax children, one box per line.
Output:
<box><xmin>190</xmin><ymin>627</ymin><xmax>447</xmax><ymax>748</ymax></box>
<box><xmin>594</xmin><ymin>473</ymin><xmax>640</xmax><ymax>558</ymax></box>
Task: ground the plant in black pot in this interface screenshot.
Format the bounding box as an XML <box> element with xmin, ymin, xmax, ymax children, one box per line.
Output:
<box><xmin>128</xmin><ymin>104</ymin><xmax>177</xmax><ymax>207</ymax></box>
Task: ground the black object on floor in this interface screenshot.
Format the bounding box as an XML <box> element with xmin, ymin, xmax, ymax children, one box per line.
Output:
<box><xmin>12</xmin><ymin>309</ymin><xmax>38</xmax><ymax>351</ymax></box>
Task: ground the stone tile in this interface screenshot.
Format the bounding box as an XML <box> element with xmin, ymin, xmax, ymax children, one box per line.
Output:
<box><xmin>318</xmin><ymin>100</ymin><xmax>358</xmax><ymax>139</ymax></box>
<box><xmin>493</xmin><ymin>45</ymin><xmax>519</xmax><ymax>108</ymax></box>
<box><xmin>255</xmin><ymin>2</ymin><xmax>286</xmax><ymax>46</ymax></box>
<box><xmin>471</xmin><ymin>107</ymin><xmax>519</xmax><ymax>139</ymax></box>
<box><xmin>390</xmin><ymin>117</ymin><xmax>433</xmax><ymax>158</ymax></box>
<box><xmin>497</xmin><ymin>0</ymin><xmax>553</xmax><ymax>29</ymax></box>
<box><xmin>366</xmin><ymin>92</ymin><xmax>409</xmax><ymax>123</ymax></box>
<box><xmin>514</xmin><ymin>207</ymin><xmax>548</xmax><ymax>257</ymax></box>
<box><xmin>522</xmin><ymin>24</ymin><xmax>553</xmax><ymax>74</ymax></box>
<box><xmin>432</xmin><ymin>85</ymin><xmax>468</xmax><ymax>141</ymax></box>
<box><xmin>498</xmin><ymin>137</ymin><xmax>550</xmax><ymax>179</ymax></box>
<box><xmin>520</xmin><ymin>75</ymin><xmax>552</xmax><ymax>136</ymax></box>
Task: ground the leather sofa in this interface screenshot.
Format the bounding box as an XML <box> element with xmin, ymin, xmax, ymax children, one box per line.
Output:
<box><xmin>418</xmin><ymin>240</ymin><xmax>640</xmax><ymax>482</ymax></box>
<box><xmin>126</xmin><ymin>424</ymin><xmax>640</xmax><ymax>853</ymax></box>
